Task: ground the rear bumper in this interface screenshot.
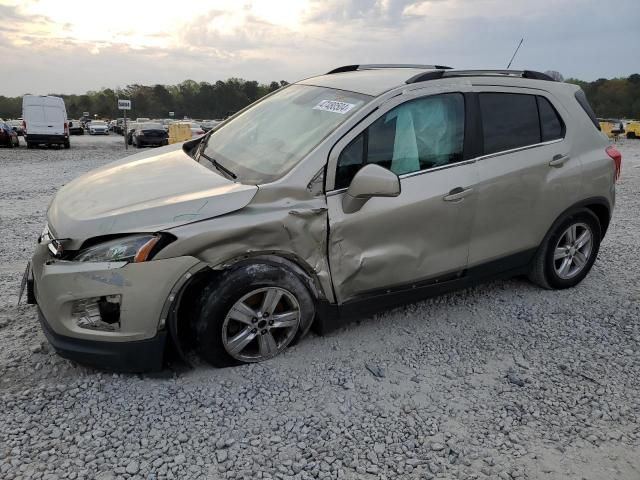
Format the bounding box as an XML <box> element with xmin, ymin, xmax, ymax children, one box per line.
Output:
<box><xmin>26</xmin><ymin>134</ymin><xmax>68</xmax><ymax>143</ymax></box>
<box><xmin>38</xmin><ymin>306</ymin><xmax>166</xmax><ymax>372</ymax></box>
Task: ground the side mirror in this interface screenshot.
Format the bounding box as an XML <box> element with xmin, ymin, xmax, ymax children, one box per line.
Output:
<box><xmin>342</xmin><ymin>164</ymin><xmax>400</xmax><ymax>213</ymax></box>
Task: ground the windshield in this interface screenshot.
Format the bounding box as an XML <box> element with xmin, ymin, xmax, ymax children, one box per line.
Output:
<box><xmin>203</xmin><ymin>84</ymin><xmax>370</xmax><ymax>183</ymax></box>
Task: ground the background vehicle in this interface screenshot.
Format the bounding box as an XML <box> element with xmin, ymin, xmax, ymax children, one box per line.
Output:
<box><xmin>132</xmin><ymin>122</ymin><xmax>168</xmax><ymax>147</ymax></box>
<box><xmin>114</xmin><ymin>118</ymin><xmax>131</xmax><ymax>135</ymax></box>
<box><xmin>0</xmin><ymin>121</ymin><xmax>19</xmax><ymax>147</ymax></box>
<box><xmin>88</xmin><ymin>121</ymin><xmax>109</xmax><ymax>135</ymax></box>
<box><xmin>22</xmin><ymin>95</ymin><xmax>69</xmax><ymax>148</ymax></box>
<box><xmin>625</xmin><ymin>120</ymin><xmax>640</xmax><ymax>139</ymax></box>
<box><xmin>68</xmin><ymin>120</ymin><xmax>84</xmax><ymax>135</ymax></box>
<box><xmin>126</xmin><ymin>122</ymin><xmax>139</xmax><ymax>144</ymax></box>
<box><xmin>201</xmin><ymin>120</ymin><xmax>221</xmax><ymax>132</ymax></box>
<box><xmin>187</xmin><ymin>121</ymin><xmax>205</xmax><ymax>138</ymax></box>
<box><xmin>7</xmin><ymin>119</ymin><xmax>24</xmax><ymax>136</ymax></box>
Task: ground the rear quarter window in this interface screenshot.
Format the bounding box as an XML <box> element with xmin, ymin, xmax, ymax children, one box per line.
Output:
<box><xmin>574</xmin><ymin>90</ymin><xmax>601</xmax><ymax>131</ymax></box>
<box><xmin>537</xmin><ymin>96</ymin><xmax>565</xmax><ymax>141</ymax></box>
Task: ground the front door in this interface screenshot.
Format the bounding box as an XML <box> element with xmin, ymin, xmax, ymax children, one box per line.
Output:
<box><xmin>326</xmin><ymin>91</ymin><xmax>479</xmax><ymax>303</ymax></box>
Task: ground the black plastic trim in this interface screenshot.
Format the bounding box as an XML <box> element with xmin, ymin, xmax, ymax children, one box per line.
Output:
<box><xmin>38</xmin><ymin>307</ymin><xmax>166</xmax><ymax>372</ymax></box>
<box><xmin>314</xmin><ymin>249</ymin><xmax>536</xmax><ymax>334</ymax></box>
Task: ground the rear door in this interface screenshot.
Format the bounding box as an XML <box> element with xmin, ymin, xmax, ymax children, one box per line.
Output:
<box><xmin>44</xmin><ymin>103</ymin><xmax>65</xmax><ymax>136</ymax></box>
<box><xmin>326</xmin><ymin>89</ymin><xmax>480</xmax><ymax>303</ymax></box>
<box><xmin>24</xmin><ymin>103</ymin><xmax>47</xmax><ymax>135</ymax></box>
<box><xmin>468</xmin><ymin>87</ymin><xmax>582</xmax><ymax>268</ymax></box>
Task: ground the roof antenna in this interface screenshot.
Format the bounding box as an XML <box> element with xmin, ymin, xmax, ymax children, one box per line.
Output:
<box><xmin>506</xmin><ymin>38</ymin><xmax>524</xmax><ymax>69</ymax></box>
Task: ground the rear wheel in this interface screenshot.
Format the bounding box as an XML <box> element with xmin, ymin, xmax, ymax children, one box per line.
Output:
<box><xmin>529</xmin><ymin>210</ymin><xmax>601</xmax><ymax>289</ymax></box>
<box><xmin>27</xmin><ymin>142</ymin><xmax>34</xmax><ymax>149</ymax></box>
<box><xmin>194</xmin><ymin>262</ymin><xmax>315</xmax><ymax>367</ymax></box>
<box><xmin>64</xmin><ymin>139</ymin><xmax>70</xmax><ymax>149</ymax></box>
<box><xmin>627</xmin><ymin>132</ymin><xmax>637</xmax><ymax>139</ymax></box>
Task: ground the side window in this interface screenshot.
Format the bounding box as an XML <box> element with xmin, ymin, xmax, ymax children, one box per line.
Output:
<box><xmin>537</xmin><ymin>96</ymin><xmax>564</xmax><ymax>141</ymax></box>
<box><xmin>479</xmin><ymin>93</ymin><xmax>540</xmax><ymax>155</ymax></box>
<box><xmin>335</xmin><ymin>93</ymin><xmax>465</xmax><ymax>189</ymax></box>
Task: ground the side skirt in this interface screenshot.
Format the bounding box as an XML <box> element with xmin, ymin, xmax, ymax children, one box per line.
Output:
<box><xmin>313</xmin><ymin>248</ymin><xmax>536</xmax><ymax>335</ymax></box>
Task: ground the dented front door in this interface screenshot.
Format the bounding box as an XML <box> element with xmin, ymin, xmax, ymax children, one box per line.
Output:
<box><xmin>327</xmin><ymin>164</ymin><xmax>478</xmax><ymax>303</ymax></box>
<box><xmin>324</xmin><ymin>89</ymin><xmax>479</xmax><ymax>304</ymax></box>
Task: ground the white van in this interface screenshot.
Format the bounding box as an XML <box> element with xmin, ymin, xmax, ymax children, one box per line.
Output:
<box><xmin>22</xmin><ymin>95</ymin><xmax>70</xmax><ymax>149</ymax></box>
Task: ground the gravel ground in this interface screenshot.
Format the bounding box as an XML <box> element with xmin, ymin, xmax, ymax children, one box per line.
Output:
<box><xmin>0</xmin><ymin>135</ymin><xmax>639</xmax><ymax>480</ymax></box>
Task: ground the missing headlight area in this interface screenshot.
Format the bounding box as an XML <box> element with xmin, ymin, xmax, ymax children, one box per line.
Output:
<box><xmin>71</xmin><ymin>295</ymin><xmax>121</xmax><ymax>331</ymax></box>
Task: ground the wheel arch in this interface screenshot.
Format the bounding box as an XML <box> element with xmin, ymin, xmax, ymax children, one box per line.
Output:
<box><xmin>549</xmin><ymin>196</ymin><xmax>611</xmax><ymax>239</ymax></box>
<box><xmin>165</xmin><ymin>252</ymin><xmax>326</xmax><ymax>367</ymax></box>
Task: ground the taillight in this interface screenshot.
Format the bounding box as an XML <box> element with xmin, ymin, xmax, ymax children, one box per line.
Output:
<box><xmin>606</xmin><ymin>145</ymin><xmax>622</xmax><ymax>181</ymax></box>
<box><xmin>64</xmin><ymin>122</ymin><xmax>69</xmax><ymax>135</ymax></box>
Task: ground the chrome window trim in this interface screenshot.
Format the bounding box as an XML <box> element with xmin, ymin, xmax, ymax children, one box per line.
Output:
<box><xmin>325</xmin><ymin>137</ymin><xmax>563</xmax><ymax>196</ymax></box>
<box><xmin>475</xmin><ymin>137</ymin><xmax>563</xmax><ymax>162</ymax></box>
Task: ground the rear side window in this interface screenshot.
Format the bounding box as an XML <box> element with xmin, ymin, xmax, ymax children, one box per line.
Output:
<box><xmin>479</xmin><ymin>93</ymin><xmax>540</xmax><ymax>154</ymax></box>
<box><xmin>537</xmin><ymin>96</ymin><xmax>564</xmax><ymax>141</ymax></box>
<box><xmin>574</xmin><ymin>89</ymin><xmax>601</xmax><ymax>131</ymax></box>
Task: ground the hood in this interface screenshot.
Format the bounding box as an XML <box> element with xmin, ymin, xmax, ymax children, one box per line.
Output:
<box><xmin>47</xmin><ymin>144</ymin><xmax>257</xmax><ymax>248</ymax></box>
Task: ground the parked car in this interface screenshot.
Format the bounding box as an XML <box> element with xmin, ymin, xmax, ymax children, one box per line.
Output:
<box><xmin>187</xmin><ymin>121</ymin><xmax>205</xmax><ymax>138</ymax></box>
<box><xmin>25</xmin><ymin>65</ymin><xmax>620</xmax><ymax>372</ymax></box>
<box><xmin>88</xmin><ymin>121</ymin><xmax>109</xmax><ymax>135</ymax></box>
<box><xmin>132</xmin><ymin>122</ymin><xmax>169</xmax><ymax>148</ymax></box>
<box><xmin>68</xmin><ymin>120</ymin><xmax>84</xmax><ymax>135</ymax></box>
<box><xmin>7</xmin><ymin>119</ymin><xmax>24</xmax><ymax>136</ymax></box>
<box><xmin>0</xmin><ymin>121</ymin><xmax>19</xmax><ymax>147</ymax></box>
<box><xmin>22</xmin><ymin>95</ymin><xmax>70</xmax><ymax>148</ymax></box>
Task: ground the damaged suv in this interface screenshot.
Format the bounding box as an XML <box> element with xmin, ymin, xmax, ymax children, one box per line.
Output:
<box><xmin>25</xmin><ymin>65</ymin><xmax>621</xmax><ymax>372</ymax></box>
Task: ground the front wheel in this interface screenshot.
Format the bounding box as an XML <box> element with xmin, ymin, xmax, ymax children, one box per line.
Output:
<box><xmin>194</xmin><ymin>262</ymin><xmax>315</xmax><ymax>367</ymax></box>
<box><xmin>529</xmin><ymin>210</ymin><xmax>601</xmax><ymax>289</ymax></box>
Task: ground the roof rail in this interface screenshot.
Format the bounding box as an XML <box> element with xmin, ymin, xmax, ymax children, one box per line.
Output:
<box><xmin>327</xmin><ymin>64</ymin><xmax>453</xmax><ymax>74</ymax></box>
<box><xmin>406</xmin><ymin>69</ymin><xmax>556</xmax><ymax>84</ymax></box>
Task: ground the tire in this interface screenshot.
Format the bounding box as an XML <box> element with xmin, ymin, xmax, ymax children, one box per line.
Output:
<box><xmin>528</xmin><ymin>209</ymin><xmax>601</xmax><ymax>290</ymax></box>
<box><xmin>64</xmin><ymin>140</ymin><xmax>70</xmax><ymax>149</ymax></box>
<box><xmin>627</xmin><ymin>132</ymin><xmax>637</xmax><ymax>139</ymax></box>
<box><xmin>194</xmin><ymin>262</ymin><xmax>316</xmax><ymax>367</ymax></box>
<box><xmin>27</xmin><ymin>142</ymin><xmax>34</xmax><ymax>149</ymax></box>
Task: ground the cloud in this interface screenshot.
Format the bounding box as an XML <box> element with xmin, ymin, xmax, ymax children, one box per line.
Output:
<box><xmin>0</xmin><ymin>0</ymin><xmax>638</xmax><ymax>96</ymax></box>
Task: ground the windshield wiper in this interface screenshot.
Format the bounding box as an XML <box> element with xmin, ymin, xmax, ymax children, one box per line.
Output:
<box><xmin>199</xmin><ymin>151</ymin><xmax>237</xmax><ymax>180</ymax></box>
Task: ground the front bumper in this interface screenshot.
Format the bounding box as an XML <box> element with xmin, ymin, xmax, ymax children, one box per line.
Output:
<box><xmin>30</xmin><ymin>241</ymin><xmax>200</xmax><ymax>371</ymax></box>
<box><xmin>38</xmin><ymin>307</ymin><xmax>166</xmax><ymax>372</ymax></box>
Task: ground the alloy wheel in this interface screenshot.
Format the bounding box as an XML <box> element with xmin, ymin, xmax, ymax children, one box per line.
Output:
<box><xmin>221</xmin><ymin>287</ymin><xmax>300</xmax><ymax>362</ymax></box>
<box><xmin>553</xmin><ymin>222</ymin><xmax>593</xmax><ymax>280</ymax></box>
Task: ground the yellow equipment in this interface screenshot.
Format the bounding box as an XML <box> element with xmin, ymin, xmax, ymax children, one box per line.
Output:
<box><xmin>168</xmin><ymin>122</ymin><xmax>192</xmax><ymax>144</ymax></box>
<box><xmin>625</xmin><ymin>121</ymin><xmax>640</xmax><ymax>139</ymax></box>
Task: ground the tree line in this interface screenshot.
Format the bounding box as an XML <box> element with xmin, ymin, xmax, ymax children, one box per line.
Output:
<box><xmin>0</xmin><ymin>78</ymin><xmax>289</xmax><ymax>120</ymax></box>
<box><xmin>565</xmin><ymin>74</ymin><xmax>640</xmax><ymax>120</ymax></box>
<box><xmin>1</xmin><ymin>74</ymin><xmax>639</xmax><ymax>120</ymax></box>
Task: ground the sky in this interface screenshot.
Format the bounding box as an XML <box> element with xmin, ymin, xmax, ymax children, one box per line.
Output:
<box><xmin>1</xmin><ymin>0</ymin><xmax>639</xmax><ymax>96</ymax></box>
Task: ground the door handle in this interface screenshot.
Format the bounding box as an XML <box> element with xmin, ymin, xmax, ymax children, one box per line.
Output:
<box><xmin>443</xmin><ymin>187</ymin><xmax>473</xmax><ymax>202</ymax></box>
<box><xmin>549</xmin><ymin>154</ymin><xmax>570</xmax><ymax>167</ymax></box>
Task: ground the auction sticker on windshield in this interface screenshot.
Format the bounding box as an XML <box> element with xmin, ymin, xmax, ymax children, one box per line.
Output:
<box><xmin>313</xmin><ymin>100</ymin><xmax>356</xmax><ymax>114</ymax></box>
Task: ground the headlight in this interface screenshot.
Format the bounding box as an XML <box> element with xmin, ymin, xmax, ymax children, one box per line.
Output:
<box><xmin>75</xmin><ymin>235</ymin><xmax>160</xmax><ymax>263</ymax></box>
